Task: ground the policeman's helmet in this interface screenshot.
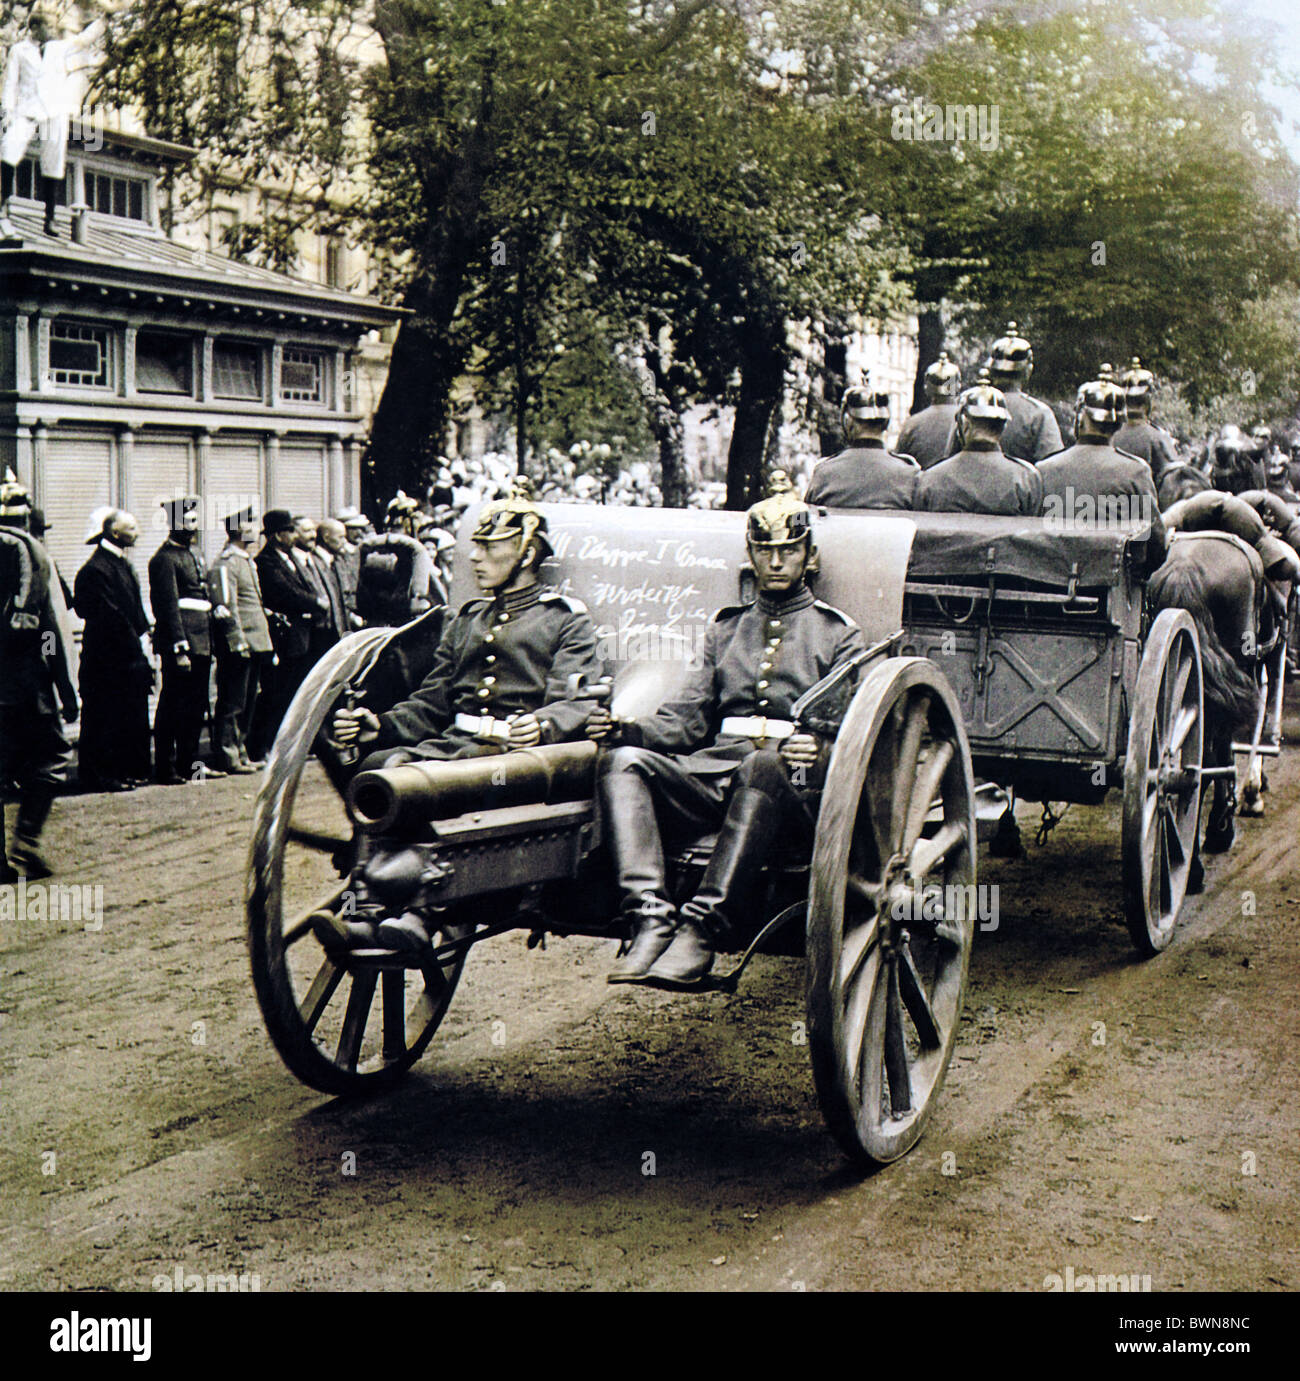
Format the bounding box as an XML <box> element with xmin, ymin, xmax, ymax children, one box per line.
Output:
<box><xmin>0</xmin><ymin>469</ymin><xmax>33</xmax><ymax>520</ymax></box>
<box><xmin>955</xmin><ymin>369</ymin><xmax>1010</xmax><ymax>444</ymax></box>
<box><xmin>746</xmin><ymin>471</ymin><xmax>814</xmax><ymax>550</ymax></box>
<box><xmin>841</xmin><ymin>384</ymin><xmax>891</xmax><ymax>425</ymax></box>
<box><xmin>923</xmin><ymin>351</ymin><xmax>962</xmax><ymax>399</ymax></box>
<box><xmin>988</xmin><ymin>321</ymin><xmax>1033</xmax><ymax>381</ymax></box>
<box><xmin>470</xmin><ymin>479</ymin><xmax>553</xmax><ymax>561</ymax></box>
<box><xmin>1249</xmin><ymin>424</ymin><xmax>1273</xmax><ymax>451</ymax></box>
<box><xmin>1074</xmin><ymin>371</ymin><xmax>1126</xmax><ymax>434</ymax></box>
<box><xmin>1120</xmin><ymin>356</ymin><xmax>1155</xmax><ymax>403</ymax></box>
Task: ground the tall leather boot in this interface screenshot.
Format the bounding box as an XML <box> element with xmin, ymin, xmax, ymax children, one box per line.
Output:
<box><xmin>602</xmin><ymin>767</ymin><xmax>678</xmax><ymax>983</ymax></box>
<box><xmin>11</xmin><ymin>788</ymin><xmax>54</xmax><ymax>879</ymax></box>
<box><xmin>645</xmin><ymin>787</ymin><xmax>782</xmax><ymax>988</ymax></box>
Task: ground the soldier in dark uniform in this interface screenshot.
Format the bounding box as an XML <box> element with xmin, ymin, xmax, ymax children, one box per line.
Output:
<box><xmin>897</xmin><ymin>351</ymin><xmax>962</xmax><ymax>470</ymax></box>
<box><xmin>941</xmin><ymin>322</ymin><xmax>1063</xmax><ymax>463</ymax></box>
<box><xmin>148</xmin><ymin>497</ymin><xmax>217</xmax><ymax>783</ymax></box>
<box><xmin>1113</xmin><ymin>358</ymin><xmax>1179</xmax><ymax>483</ymax></box>
<box><xmin>1038</xmin><ymin>371</ymin><xmax>1167</xmax><ymax>556</ymax></box>
<box><xmin>587</xmin><ymin>477</ymin><xmax>866</xmax><ymax>989</ymax></box>
<box><xmin>804</xmin><ymin>385</ymin><xmax>919</xmax><ymax>509</ymax></box>
<box><xmin>74</xmin><ymin>508</ymin><xmax>152</xmax><ymax>790</ymax></box>
<box><xmin>329</xmin><ymin>485</ymin><xmax>602</xmax><ymax>952</ymax></box>
<box><xmin>0</xmin><ymin>473</ymin><xmax>77</xmax><ymax>879</ymax></box>
<box><xmin>915</xmin><ymin>371</ymin><xmax>1044</xmax><ymax>516</ymax></box>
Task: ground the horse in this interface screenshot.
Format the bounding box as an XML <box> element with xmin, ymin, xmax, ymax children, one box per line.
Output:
<box><xmin>1157</xmin><ymin>463</ymin><xmax>1212</xmax><ymax>510</ymax></box>
<box><xmin>1146</xmin><ymin>533</ymin><xmax>1264</xmax><ymax>868</ymax></box>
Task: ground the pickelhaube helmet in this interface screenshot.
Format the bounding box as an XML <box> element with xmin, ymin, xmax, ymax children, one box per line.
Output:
<box><xmin>956</xmin><ymin>368</ymin><xmax>1011</xmax><ymax>429</ymax></box>
<box><xmin>746</xmin><ymin>471</ymin><xmax>813</xmax><ymax>547</ymax></box>
<box><xmin>1120</xmin><ymin>356</ymin><xmax>1155</xmax><ymax>401</ymax></box>
<box><xmin>1075</xmin><ymin>371</ymin><xmax>1126</xmax><ymax>432</ymax></box>
<box><xmin>841</xmin><ymin>384</ymin><xmax>891</xmax><ymax>423</ymax></box>
<box><xmin>0</xmin><ymin>468</ymin><xmax>33</xmax><ymax>519</ymax></box>
<box><xmin>923</xmin><ymin>351</ymin><xmax>962</xmax><ymax>399</ymax></box>
<box><xmin>470</xmin><ymin>478</ymin><xmax>553</xmax><ymax>559</ymax></box>
<box><xmin>1249</xmin><ymin>424</ymin><xmax>1272</xmax><ymax>450</ymax></box>
<box><xmin>989</xmin><ymin>321</ymin><xmax>1033</xmax><ymax>380</ymax></box>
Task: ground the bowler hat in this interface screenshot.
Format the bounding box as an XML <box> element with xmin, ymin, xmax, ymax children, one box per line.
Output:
<box><xmin>262</xmin><ymin>508</ymin><xmax>295</xmax><ymax>535</ymax></box>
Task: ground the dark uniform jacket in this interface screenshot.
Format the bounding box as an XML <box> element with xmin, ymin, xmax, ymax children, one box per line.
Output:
<box><xmin>943</xmin><ymin>389</ymin><xmax>1063</xmax><ymax>463</ymax></box>
<box><xmin>1113</xmin><ymin>418</ymin><xmax>1178</xmax><ymax>483</ymax></box>
<box><xmin>804</xmin><ymin>442</ymin><xmax>920</xmax><ymax>509</ymax></box>
<box><xmin>255</xmin><ymin>544</ymin><xmax>321</xmax><ymax>660</ymax></box>
<box><xmin>897</xmin><ymin>403</ymin><xmax>959</xmax><ymax>470</ymax></box>
<box><xmin>626</xmin><ymin>586</ymin><xmax>866</xmax><ymax>775</ymax></box>
<box><xmin>914</xmin><ymin>444</ymin><xmax>1044</xmax><ymax>516</ymax></box>
<box><xmin>372</xmin><ymin>582</ymin><xmax>602</xmax><ymax>753</ymax></box>
<box><xmin>1</xmin><ymin>525</ymin><xmax>77</xmax><ymax>714</ymax></box>
<box><xmin>74</xmin><ymin>542</ymin><xmax>151</xmax><ymax>677</ymax></box>
<box><xmin>148</xmin><ymin>538</ymin><xmax>212</xmax><ymax>659</ymax></box>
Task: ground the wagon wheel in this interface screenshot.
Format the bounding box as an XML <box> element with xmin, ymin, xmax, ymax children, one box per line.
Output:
<box><xmin>248</xmin><ymin>629</ymin><xmax>468</xmax><ymax>1096</ymax></box>
<box><xmin>807</xmin><ymin>657</ymin><xmax>977</xmax><ymax>1168</ymax></box>
<box><xmin>1122</xmin><ymin>609</ymin><xmax>1204</xmax><ymax>957</ymax></box>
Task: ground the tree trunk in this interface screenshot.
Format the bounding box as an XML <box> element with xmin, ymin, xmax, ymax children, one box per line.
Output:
<box><xmin>725</xmin><ymin>324</ymin><xmax>788</xmax><ymax>510</ymax></box>
<box><xmin>910</xmin><ymin>304</ymin><xmax>945</xmax><ymax>415</ymax></box>
<box><xmin>644</xmin><ymin>343</ymin><xmax>689</xmax><ymax>508</ymax></box>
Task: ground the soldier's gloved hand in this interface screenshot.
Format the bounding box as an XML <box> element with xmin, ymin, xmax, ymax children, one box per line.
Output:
<box><xmin>780</xmin><ymin>733</ymin><xmax>820</xmax><ymax>771</ymax></box>
<box><xmin>61</xmin><ymin>696</ymin><xmax>79</xmax><ymax>724</ymax></box>
<box><xmin>214</xmin><ymin>605</ymin><xmax>233</xmax><ymax>621</ymax></box>
<box><xmin>316</xmin><ymin>596</ymin><xmax>330</xmax><ymax>612</ymax></box>
<box><xmin>333</xmin><ymin>706</ymin><xmax>380</xmax><ymax>745</ymax></box>
<box><xmin>585</xmin><ymin>704</ymin><xmax>615</xmax><ymax>742</ymax></box>
<box><xmin>175</xmin><ymin>653</ymin><xmax>192</xmax><ymax>672</ymax></box>
<box><xmin>506</xmin><ymin>713</ymin><xmax>543</xmax><ymax>749</ymax></box>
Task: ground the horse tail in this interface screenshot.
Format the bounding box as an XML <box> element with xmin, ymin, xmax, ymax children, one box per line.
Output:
<box><xmin>1147</xmin><ymin>562</ymin><xmax>1258</xmax><ymax>730</ymax></box>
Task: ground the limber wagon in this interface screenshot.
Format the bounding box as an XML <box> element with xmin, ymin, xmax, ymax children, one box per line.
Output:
<box><xmin>247</xmin><ymin>502</ymin><xmax>1198</xmax><ymax>1168</ymax></box>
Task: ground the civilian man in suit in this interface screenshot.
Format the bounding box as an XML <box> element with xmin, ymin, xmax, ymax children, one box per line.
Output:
<box><xmin>208</xmin><ymin>506</ymin><xmax>272</xmax><ymax>773</ymax></box>
<box><xmin>73</xmin><ymin>508</ymin><xmax>151</xmax><ymax>790</ymax></box>
<box><xmin>149</xmin><ymin>496</ymin><xmax>217</xmax><ymax>783</ymax></box>
<box><xmin>254</xmin><ymin>508</ymin><xmax>327</xmax><ymax>754</ymax></box>
<box><xmin>318</xmin><ymin>517</ymin><xmax>362</xmax><ymax>629</ymax></box>
<box><xmin>292</xmin><ymin>515</ymin><xmax>343</xmax><ymax>659</ymax></box>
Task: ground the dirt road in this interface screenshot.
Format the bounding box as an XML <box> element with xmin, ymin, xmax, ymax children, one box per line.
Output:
<box><xmin>3</xmin><ymin>701</ymin><xmax>1298</xmax><ymax>1293</ymax></box>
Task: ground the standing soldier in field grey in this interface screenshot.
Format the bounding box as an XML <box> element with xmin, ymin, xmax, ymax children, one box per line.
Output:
<box><xmin>897</xmin><ymin>351</ymin><xmax>962</xmax><ymax>470</ymax></box>
<box><xmin>943</xmin><ymin>322</ymin><xmax>1063</xmax><ymax>463</ymax></box>
<box><xmin>1113</xmin><ymin>357</ymin><xmax>1179</xmax><ymax>484</ymax></box>
<box><xmin>916</xmin><ymin>372</ymin><xmax>1044</xmax><ymax>516</ymax></box>
<box><xmin>208</xmin><ymin>507</ymin><xmax>271</xmax><ymax>773</ymax></box>
<box><xmin>0</xmin><ymin>472</ymin><xmax>77</xmax><ymax>879</ymax></box>
<box><xmin>804</xmin><ymin>385</ymin><xmax>920</xmax><ymax>509</ymax></box>
<box><xmin>148</xmin><ymin>497</ymin><xmax>216</xmax><ymax>783</ymax></box>
<box><xmin>74</xmin><ymin>508</ymin><xmax>151</xmax><ymax>790</ymax></box>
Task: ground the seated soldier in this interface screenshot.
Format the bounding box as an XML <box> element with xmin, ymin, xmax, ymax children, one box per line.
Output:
<box><xmin>326</xmin><ymin>485</ymin><xmax>602</xmax><ymax>952</ymax></box>
<box><xmin>586</xmin><ymin>476</ymin><xmax>866</xmax><ymax>989</ymax></box>
<box><xmin>1114</xmin><ymin>357</ymin><xmax>1179</xmax><ymax>484</ymax></box>
<box><xmin>804</xmin><ymin>385</ymin><xmax>919</xmax><ymax>508</ymax></box>
<box><xmin>914</xmin><ymin>370</ymin><xmax>1044</xmax><ymax>516</ymax></box>
<box><xmin>1037</xmin><ymin>369</ymin><xmax>1167</xmax><ymax>560</ymax></box>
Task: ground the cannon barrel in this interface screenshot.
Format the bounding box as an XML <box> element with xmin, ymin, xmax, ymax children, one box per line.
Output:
<box><xmin>348</xmin><ymin>740</ymin><xmax>599</xmax><ymax>833</ymax></box>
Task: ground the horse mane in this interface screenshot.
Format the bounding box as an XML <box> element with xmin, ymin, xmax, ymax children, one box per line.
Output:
<box><xmin>1147</xmin><ymin>560</ymin><xmax>1258</xmax><ymax>730</ymax></box>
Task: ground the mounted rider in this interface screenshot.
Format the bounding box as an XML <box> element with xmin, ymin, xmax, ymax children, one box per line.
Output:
<box><xmin>804</xmin><ymin>385</ymin><xmax>920</xmax><ymax>509</ymax></box>
<box><xmin>897</xmin><ymin>352</ymin><xmax>962</xmax><ymax>470</ymax></box>
<box><xmin>586</xmin><ymin>475</ymin><xmax>866</xmax><ymax>989</ymax></box>
<box><xmin>915</xmin><ymin>371</ymin><xmax>1044</xmax><ymax>516</ymax></box>
<box><xmin>1113</xmin><ymin>357</ymin><xmax>1179</xmax><ymax>484</ymax></box>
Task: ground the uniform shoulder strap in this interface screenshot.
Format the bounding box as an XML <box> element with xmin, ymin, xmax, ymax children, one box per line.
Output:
<box><xmin>812</xmin><ymin>599</ymin><xmax>855</xmax><ymax>626</ymax></box>
<box><xmin>539</xmin><ymin>590</ymin><xmax>588</xmax><ymax>614</ymax></box>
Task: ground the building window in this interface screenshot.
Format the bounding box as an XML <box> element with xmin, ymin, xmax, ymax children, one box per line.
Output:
<box><xmin>324</xmin><ymin>238</ymin><xmax>345</xmax><ymax>289</ymax></box>
<box><xmin>50</xmin><ymin>321</ymin><xmax>112</xmax><ymax>389</ymax></box>
<box><xmin>84</xmin><ymin>169</ymin><xmax>148</xmax><ymax>222</ymax></box>
<box><xmin>213</xmin><ymin>341</ymin><xmax>263</xmax><ymax>400</ymax></box>
<box><xmin>136</xmin><ymin>330</ymin><xmax>192</xmax><ymax>394</ymax></box>
<box><xmin>281</xmin><ymin>347</ymin><xmax>324</xmax><ymax>403</ymax></box>
<box><xmin>14</xmin><ymin>158</ymin><xmax>68</xmax><ymax>203</ymax></box>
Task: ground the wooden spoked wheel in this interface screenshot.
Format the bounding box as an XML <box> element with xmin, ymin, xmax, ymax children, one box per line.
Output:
<box><xmin>1122</xmin><ymin>609</ymin><xmax>1204</xmax><ymax>957</ymax></box>
<box><xmin>247</xmin><ymin>627</ymin><xmax>468</xmax><ymax>1096</ymax></box>
<box><xmin>807</xmin><ymin>658</ymin><xmax>977</xmax><ymax>1168</ymax></box>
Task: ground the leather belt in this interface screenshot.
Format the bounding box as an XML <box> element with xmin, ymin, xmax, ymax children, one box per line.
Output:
<box><xmin>720</xmin><ymin>716</ymin><xmax>795</xmax><ymax>741</ymax></box>
<box><xmin>177</xmin><ymin>597</ymin><xmax>212</xmax><ymax>612</ymax></box>
<box><xmin>454</xmin><ymin>712</ymin><xmax>512</xmax><ymax>743</ymax></box>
